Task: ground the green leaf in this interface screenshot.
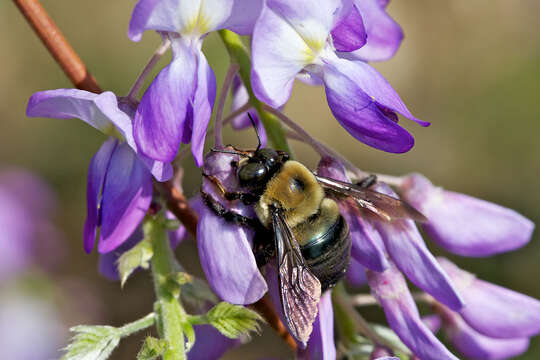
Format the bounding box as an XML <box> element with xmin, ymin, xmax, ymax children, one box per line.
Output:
<box><xmin>137</xmin><ymin>336</ymin><xmax>168</xmax><ymax>360</ymax></box>
<box><xmin>206</xmin><ymin>302</ymin><xmax>264</xmax><ymax>339</ymax></box>
<box><xmin>117</xmin><ymin>238</ymin><xmax>153</xmax><ymax>287</ymax></box>
<box><xmin>371</xmin><ymin>324</ymin><xmax>410</xmax><ymax>355</ymax></box>
<box><xmin>62</xmin><ymin>325</ymin><xmax>120</xmax><ymax>360</ymax></box>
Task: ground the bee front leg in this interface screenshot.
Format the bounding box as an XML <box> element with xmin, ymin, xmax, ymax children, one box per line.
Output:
<box><xmin>202</xmin><ymin>173</ymin><xmax>259</xmax><ymax>205</ymax></box>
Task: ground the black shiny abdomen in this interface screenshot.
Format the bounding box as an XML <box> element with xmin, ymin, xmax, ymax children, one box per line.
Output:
<box><xmin>300</xmin><ymin>215</ymin><xmax>351</xmax><ymax>291</ymax></box>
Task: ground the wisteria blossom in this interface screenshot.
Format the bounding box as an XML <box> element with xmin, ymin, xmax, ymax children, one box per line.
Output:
<box><xmin>128</xmin><ymin>0</ymin><xmax>262</xmax><ymax>165</ymax></box>
<box><xmin>251</xmin><ymin>0</ymin><xmax>429</xmax><ymax>154</ymax></box>
<box><xmin>400</xmin><ymin>173</ymin><xmax>534</xmax><ymax>256</ymax></box>
<box><xmin>26</xmin><ymin>90</ymin><xmax>172</xmax><ymax>253</ymax></box>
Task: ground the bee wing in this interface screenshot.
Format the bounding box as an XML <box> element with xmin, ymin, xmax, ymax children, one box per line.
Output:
<box><xmin>271</xmin><ymin>209</ymin><xmax>322</xmax><ymax>345</ymax></box>
<box><xmin>315</xmin><ymin>175</ymin><xmax>427</xmax><ymax>223</ymax></box>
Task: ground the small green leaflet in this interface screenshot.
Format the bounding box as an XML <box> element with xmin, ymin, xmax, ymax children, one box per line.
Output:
<box><xmin>117</xmin><ymin>238</ymin><xmax>153</xmax><ymax>287</ymax></box>
<box><xmin>136</xmin><ymin>337</ymin><xmax>168</xmax><ymax>360</ymax></box>
<box><xmin>61</xmin><ymin>325</ymin><xmax>120</xmax><ymax>360</ymax></box>
<box><xmin>205</xmin><ymin>302</ymin><xmax>264</xmax><ymax>339</ymax></box>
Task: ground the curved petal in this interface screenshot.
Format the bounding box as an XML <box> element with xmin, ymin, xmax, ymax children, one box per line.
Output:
<box><xmin>374</xmin><ymin>183</ymin><xmax>464</xmax><ymax>311</ymax></box>
<box><xmin>134</xmin><ymin>39</ymin><xmax>197</xmax><ymax>162</ymax></box>
<box><xmin>422</xmin><ymin>314</ymin><xmax>442</xmax><ymax>334</ymax></box>
<box><xmin>27</xmin><ymin>90</ymin><xmax>133</xmax><ymax>137</ymax></box>
<box><xmin>98</xmin><ymin>143</ymin><xmax>153</xmax><ymax>253</ymax></box>
<box><xmin>367</xmin><ymin>264</ymin><xmax>459</xmax><ymax>360</ymax></box>
<box><xmin>128</xmin><ymin>0</ymin><xmax>234</xmax><ymax>41</ymax></box>
<box><xmin>343</xmin><ymin>0</ymin><xmax>403</xmax><ymax>62</ymax></box>
<box><xmin>401</xmin><ymin>174</ymin><xmax>534</xmax><ymax>256</ymax></box>
<box><xmin>325</xmin><ymin>57</ymin><xmax>428</xmax><ymax>126</ymax></box>
<box><xmin>316</xmin><ymin>158</ymin><xmax>388</xmax><ymax>271</ymax></box>
<box><xmin>223</xmin><ymin>0</ymin><xmax>264</xmax><ymax>35</ymax></box>
<box><xmin>439</xmin><ymin>305</ymin><xmax>530</xmax><ymax>360</ymax></box>
<box><xmin>298</xmin><ymin>292</ymin><xmax>335</xmax><ymax>360</ymax></box>
<box><xmin>345</xmin><ymin>257</ymin><xmax>367</xmax><ymax>287</ymax></box>
<box><xmin>438</xmin><ymin>258</ymin><xmax>540</xmax><ymax>339</ymax></box>
<box><xmin>188</xmin><ymin>324</ymin><xmax>240</xmax><ymax>360</ymax></box>
<box><xmin>322</xmin><ymin>61</ymin><xmax>415</xmax><ymax>153</ymax></box>
<box><xmin>331</xmin><ymin>5</ymin><xmax>367</xmax><ymax>52</ymax></box>
<box><xmin>251</xmin><ymin>2</ymin><xmax>317</xmax><ymax>107</ymax></box>
<box><xmin>84</xmin><ymin>138</ymin><xmax>118</xmax><ymax>253</ymax></box>
<box><xmin>197</xmin><ymin>205</ymin><xmax>267</xmax><ymax>304</ymax></box>
<box><xmin>189</xmin><ymin>50</ymin><xmax>216</xmax><ymax>167</ymax></box>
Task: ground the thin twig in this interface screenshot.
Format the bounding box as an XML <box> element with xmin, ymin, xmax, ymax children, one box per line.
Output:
<box><xmin>13</xmin><ymin>0</ymin><xmax>102</xmax><ymax>93</ymax></box>
<box><xmin>250</xmin><ymin>295</ymin><xmax>298</xmax><ymax>351</ymax></box>
<box><xmin>155</xmin><ymin>181</ymin><xmax>198</xmax><ymax>237</ymax></box>
<box><xmin>214</xmin><ymin>63</ymin><xmax>239</xmax><ymax>148</ymax></box>
<box><xmin>127</xmin><ymin>38</ymin><xmax>171</xmax><ymax>102</ymax></box>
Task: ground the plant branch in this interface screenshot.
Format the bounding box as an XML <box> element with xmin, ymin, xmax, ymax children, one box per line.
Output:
<box><xmin>147</xmin><ymin>217</ymin><xmax>187</xmax><ymax>360</ymax></box>
<box><xmin>13</xmin><ymin>0</ymin><xmax>102</xmax><ymax>93</ymax></box>
<box><xmin>117</xmin><ymin>313</ymin><xmax>156</xmax><ymax>338</ymax></box>
<box><xmin>218</xmin><ymin>30</ymin><xmax>292</xmax><ymax>154</ymax></box>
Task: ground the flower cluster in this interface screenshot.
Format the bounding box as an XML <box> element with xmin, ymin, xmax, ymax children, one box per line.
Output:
<box><xmin>23</xmin><ymin>0</ymin><xmax>539</xmax><ymax>359</ymax></box>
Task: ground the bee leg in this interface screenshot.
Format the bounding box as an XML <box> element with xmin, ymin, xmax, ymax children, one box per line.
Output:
<box><xmin>357</xmin><ymin>174</ymin><xmax>377</xmax><ymax>188</ymax></box>
<box><xmin>202</xmin><ymin>173</ymin><xmax>259</xmax><ymax>205</ymax></box>
<box><xmin>201</xmin><ymin>191</ymin><xmax>263</xmax><ymax>229</ymax></box>
<box><xmin>253</xmin><ymin>228</ymin><xmax>275</xmax><ymax>267</ymax></box>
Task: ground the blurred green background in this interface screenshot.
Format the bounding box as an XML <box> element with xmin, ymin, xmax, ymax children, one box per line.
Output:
<box><xmin>1</xmin><ymin>0</ymin><xmax>540</xmax><ymax>358</ymax></box>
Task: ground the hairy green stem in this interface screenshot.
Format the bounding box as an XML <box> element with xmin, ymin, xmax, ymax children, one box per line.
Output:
<box><xmin>147</xmin><ymin>217</ymin><xmax>187</xmax><ymax>360</ymax></box>
<box><xmin>218</xmin><ymin>30</ymin><xmax>292</xmax><ymax>154</ymax></box>
<box><xmin>117</xmin><ymin>313</ymin><xmax>156</xmax><ymax>338</ymax></box>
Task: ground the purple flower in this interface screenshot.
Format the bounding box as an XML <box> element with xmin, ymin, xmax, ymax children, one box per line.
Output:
<box><xmin>400</xmin><ymin>173</ymin><xmax>534</xmax><ymax>256</ymax></box>
<box><xmin>251</xmin><ymin>0</ymin><xmax>428</xmax><ymax>154</ymax></box>
<box><xmin>366</xmin><ymin>263</ymin><xmax>459</xmax><ymax>360</ymax></box>
<box><xmin>197</xmin><ymin>150</ymin><xmax>267</xmax><ymax>304</ymax></box>
<box><xmin>372</xmin><ymin>183</ymin><xmax>464</xmax><ymax>311</ymax></box>
<box><xmin>26</xmin><ymin>90</ymin><xmax>172</xmax><ymax>253</ymax></box>
<box><xmin>0</xmin><ymin>170</ymin><xmax>62</xmax><ymax>282</ymax></box>
<box><xmin>438</xmin><ymin>257</ymin><xmax>540</xmax><ymax>339</ymax></box>
<box><xmin>187</xmin><ymin>324</ymin><xmax>240</xmax><ymax>360</ymax></box>
<box><xmin>317</xmin><ymin>158</ymin><xmax>388</xmax><ymax>272</ymax></box>
<box><xmin>434</xmin><ymin>304</ymin><xmax>529</xmax><ymax>360</ymax></box>
<box><xmin>128</xmin><ymin>0</ymin><xmax>262</xmax><ymax>166</ymax></box>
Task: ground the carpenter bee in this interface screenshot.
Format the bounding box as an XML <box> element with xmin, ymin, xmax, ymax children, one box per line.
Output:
<box><xmin>202</xmin><ymin>116</ymin><xmax>426</xmax><ymax>344</ymax></box>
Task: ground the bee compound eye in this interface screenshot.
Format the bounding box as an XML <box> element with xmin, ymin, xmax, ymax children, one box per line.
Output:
<box><xmin>238</xmin><ymin>163</ymin><xmax>267</xmax><ymax>185</ymax></box>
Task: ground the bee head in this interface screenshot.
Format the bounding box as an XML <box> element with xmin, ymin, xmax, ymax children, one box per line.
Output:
<box><xmin>238</xmin><ymin>148</ymin><xmax>287</xmax><ymax>188</ymax></box>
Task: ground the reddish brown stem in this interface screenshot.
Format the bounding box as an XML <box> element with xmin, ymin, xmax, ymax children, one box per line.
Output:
<box><xmin>14</xmin><ymin>0</ymin><xmax>297</xmax><ymax>352</ymax></box>
<box><xmin>13</xmin><ymin>0</ymin><xmax>102</xmax><ymax>93</ymax></box>
<box><xmin>250</xmin><ymin>295</ymin><xmax>298</xmax><ymax>351</ymax></box>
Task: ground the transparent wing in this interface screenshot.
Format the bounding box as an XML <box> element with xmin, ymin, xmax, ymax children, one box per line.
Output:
<box><xmin>272</xmin><ymin>209</ymin><xmax>321</xmax><ymax>344</ymax></box>
<box><xmin>315</xmin><ymin>175</ymin><xmax>427</xmax><ymax>223</ymax></box>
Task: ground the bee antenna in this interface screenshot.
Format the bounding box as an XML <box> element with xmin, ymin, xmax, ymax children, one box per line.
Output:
<box><xmin>210</xmin><ymin>148</ymin><xmax>252</xmax><ymax>158</ymax></box>
<box><xmin>248</xmin><ymin>113</ymin><xmax>262</xmax><ymax>151</ymax></box>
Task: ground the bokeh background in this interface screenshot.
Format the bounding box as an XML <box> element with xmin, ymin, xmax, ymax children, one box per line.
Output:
<box><xmin>1</xmin><ymin>0</ymin><xmax>540</xmax><ymax>358</ymax></box>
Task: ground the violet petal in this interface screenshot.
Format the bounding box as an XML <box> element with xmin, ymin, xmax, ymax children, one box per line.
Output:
<box><xmin>331</xmin><ymin>4</ymin><xmax>367</xmax><ymax>52</ymax></box>
<box><xmin>367</xmin><ymin>264</ymin><xmax>459</xmax><ymax>360</ymax></box>
<box><xmin>187</xmin><ymin>324</ymin><xmax>240</xmax><ymax>360</ymax></box>
<box><xmin>134</xmin><ymin>39</ymin><xmax>197</xmax><ymax>162</ymax></box>
<box><xmin>439</xmin><ymin>257</ymin><xmax>540</xmax><ymax>339</ymax></box>
<box><xmin>343</xmin><ymin>0</ymin><xmax>403</xmax><ymax>62</ymax></box>
<box><xmin>401</xmin><ymin>174</ymin><xmax>534</xmax><ymax>256</ymax></box>
<box><xmin>98</xmin><ymin>143</ymin><xmax>153</xmax><ymax>253</ymax></box>
<box><xmin>84</xmin><ymin>138</ymin><xmax>117</xmax><ymax>253</ymax></box>
<box><xmin>322</xmin><ymin>61</ymin><xmax>415</xmax><ymax>153</ymax></box>
<box><xmin>197</xmin><ymin>205</ymin><xmax>267</xmax><ymax>304</ymax></box>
